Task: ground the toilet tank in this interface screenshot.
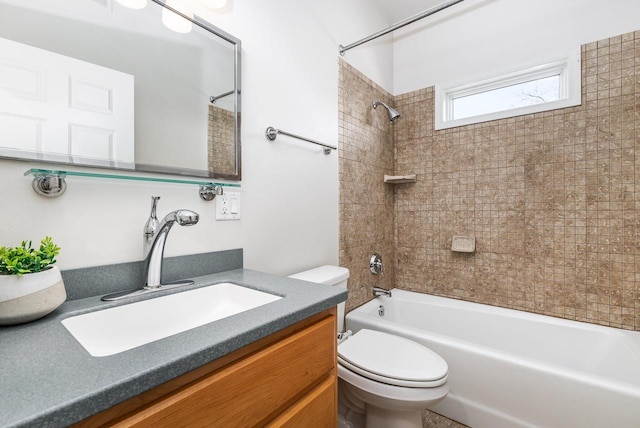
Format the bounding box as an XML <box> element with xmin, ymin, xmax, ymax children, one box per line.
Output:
<box><xmin>289</xmin><ymin>265</ymin><xmax>349</xmax><ymax>332</ymax></box>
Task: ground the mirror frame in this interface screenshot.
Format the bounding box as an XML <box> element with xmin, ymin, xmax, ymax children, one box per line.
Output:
<box><xmin>0</xmin><ymin>0</ymin><xmax>242</xmax><ymax>181</ymax></box>
<box><xmin>153</xmin><ymin>0</ymin><xmax>242</xmax><ymax>181</ymax></box>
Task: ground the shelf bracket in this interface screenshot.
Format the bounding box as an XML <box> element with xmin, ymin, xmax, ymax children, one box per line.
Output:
<box><xmin>199</xmin><ymin>184</ymin><xmax>224</xmax><ymax>201</ymax></box>
<box><xmin>31</xmin><ymin>171</ymin><xmax>67</xmax><ymax>198</ymax></box>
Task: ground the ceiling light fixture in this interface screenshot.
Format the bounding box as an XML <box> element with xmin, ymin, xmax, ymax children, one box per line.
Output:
<box><xmin>114</xmin><ymin>0</ymin><xmax>148</xmax><ymax>9</ymax></box>
<box><xmin>199</xmin><ymin>0</ymin><xmax>227</xmax><ymax>9</ymax></box>
<box><xmin>161</xmin><ymin>0</ymin><xmax>194</xmax><ymax>33</ymax></box>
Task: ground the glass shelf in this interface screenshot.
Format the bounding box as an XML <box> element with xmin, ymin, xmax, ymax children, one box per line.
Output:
<box><xmin>24</xmin><ymin>168</ymin><xmax>240</xmax><ymax>200</ymax></box>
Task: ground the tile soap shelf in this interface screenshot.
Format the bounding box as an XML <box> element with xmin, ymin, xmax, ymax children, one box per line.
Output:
<box><xmin>25</xmin><ymin>168</ymin><xmax>240</xmax><ymax>200</ymax></box>
<box><xmin>383</xmin><ymin>174</ymin><xmax>416</xmax><ymax>184</ymax></box>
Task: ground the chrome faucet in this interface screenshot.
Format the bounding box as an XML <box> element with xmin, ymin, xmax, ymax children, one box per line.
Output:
<box><xmin>373</xmin><ymin>286</ymin><xmax>392</xmax><ymax>298</ymax></box>
<box><xmin>102</xmin><ymin>208</ymin><xmax>199</xmax><ymax>301</ymax></box>
<box><xmin>143</xmin><ymin>209</ymin><xmax>199</xmax><ymax>288</ymax></box>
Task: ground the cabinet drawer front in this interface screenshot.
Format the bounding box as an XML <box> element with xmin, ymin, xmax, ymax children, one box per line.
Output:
<box><xmin>265</xmin><ymin>375</ymin><xmax>337</xmax><ymax>428</ymax></box>
<box><xmin>118</xmin><ymin>315</ymin><xmax>336</xmax><ymax>428</ymax></box>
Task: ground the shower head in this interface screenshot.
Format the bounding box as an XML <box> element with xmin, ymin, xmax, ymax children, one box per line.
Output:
<box><xmin>372</xmin><ymin>100</ymin><xmax>400</xmax><ymax>122</ymax></box>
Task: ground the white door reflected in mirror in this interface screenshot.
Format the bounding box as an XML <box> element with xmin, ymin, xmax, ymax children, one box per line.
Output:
<box><xmin>0</xmin><ymin>37</ymin><xmax>134</xmax><ymax>167</ymax></box>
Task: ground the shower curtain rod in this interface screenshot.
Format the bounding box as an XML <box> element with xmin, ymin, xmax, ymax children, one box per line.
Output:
<box><xmin>339</xmin><ymin>0</ymin><xmax>464</xmax><ymax>56</ymax></box>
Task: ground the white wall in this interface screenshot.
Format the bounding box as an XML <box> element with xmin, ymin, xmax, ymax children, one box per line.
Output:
<box><xmin>0</xmin><ymin>0</ymin><xmax>391</xmax><ymax>277</ymax></box>
<box><xmin>393</xmin><ymin>0</ymin><xmax>640</xmax><ymax>94</ymax></box>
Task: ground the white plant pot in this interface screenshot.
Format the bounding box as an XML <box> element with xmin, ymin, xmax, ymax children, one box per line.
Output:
<box><xmin>0</xmin><ymin>266</ymin><xmax>67</xmax><ymax>325</ymax></box>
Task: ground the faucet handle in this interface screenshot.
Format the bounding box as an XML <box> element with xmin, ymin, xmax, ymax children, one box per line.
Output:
<box><xmin>370</xmin><ymin>253</ymin><xmax>384</xmax><ymax>275</ymax></box>
<box><xmin>143</xmin><ymin>196</ymin><xmax>161</xmax><ymax>257</ymax></box>
<box><xmin>144</xmin><ymin>196</ymin><xmax>161</xmax><ymax>236</ymax></box>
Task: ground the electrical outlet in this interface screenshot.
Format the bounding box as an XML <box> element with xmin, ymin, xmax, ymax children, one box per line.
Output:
<box><xmin>216</xmin><ymin>191</ymin><xmax>241</xmax><ymax>220</ymax></box>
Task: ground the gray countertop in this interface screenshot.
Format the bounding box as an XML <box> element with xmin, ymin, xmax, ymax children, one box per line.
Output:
<box><xmin>0</xmin><ymin>268</ymin><xmax>347</xmax><ymax>428</ymax></box>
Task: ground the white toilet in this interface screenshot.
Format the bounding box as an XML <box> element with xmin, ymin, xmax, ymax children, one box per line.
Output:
<box><xmin>289</xmin><ymin>266</ymin><xmax>449</xmax><ymax>428</ymax></box>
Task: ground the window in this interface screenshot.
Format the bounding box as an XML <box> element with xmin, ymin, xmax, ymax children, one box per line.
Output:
<box><xmin>435</xmin><ymin>47</ymin><xmax>581</xmax><ymax>130</ymax></box>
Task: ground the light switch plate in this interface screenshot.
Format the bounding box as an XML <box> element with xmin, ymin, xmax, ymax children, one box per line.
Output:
<box><xmin>451</xmin><ymin>236</ymin><xmax>475</xmax><ymax>253</ymax></box>
<box><xmin>216</xmin><ymin>191</ymin><xmax>241</xmax><ymax>220</ymax></box>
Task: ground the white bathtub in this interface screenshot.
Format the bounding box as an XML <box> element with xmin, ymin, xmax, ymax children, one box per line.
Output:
<box><xmin>345</xmin><ymin>290</ymin><xmax>640</xmax><ymax>428</ymax></box>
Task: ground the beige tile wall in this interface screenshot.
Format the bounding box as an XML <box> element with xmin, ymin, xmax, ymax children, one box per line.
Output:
<box><xmin>340</xmin><ymin>29</ymin><xmax>640</xmax><ymax>331</ymax></box>
<box><xmin>338</xmin><ymin>60</ymin><xmax>396</xmax><ymax>311</ymax></box>
<box><xmin>208</xmin><ymin>105</ymin><xmax>236</xmax><ymax>175</ymax></box>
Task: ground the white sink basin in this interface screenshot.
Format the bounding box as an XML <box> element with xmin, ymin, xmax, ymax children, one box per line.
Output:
<box><xmin>61</xmin><ymin>283</ymin><xmax>282</xmax><ymax>357</ymax></box>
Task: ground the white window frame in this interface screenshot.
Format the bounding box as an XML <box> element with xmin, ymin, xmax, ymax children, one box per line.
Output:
<box><xmin>434</xmin><ymin>47</ymin><xmax>581</xmax><ymax>130</ymax></box>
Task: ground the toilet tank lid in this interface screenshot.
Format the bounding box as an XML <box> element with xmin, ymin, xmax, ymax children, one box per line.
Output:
<box><xmin>288</xmin><ymin>265</ymin><xmax>350</xmax><ymax>285</ymax></box>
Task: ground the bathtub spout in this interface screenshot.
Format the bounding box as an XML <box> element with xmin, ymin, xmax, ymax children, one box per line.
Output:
<box><xmin>373</xmin><ymin>286</ymin><xmax>392</xmax><ymax>298</ymax></box>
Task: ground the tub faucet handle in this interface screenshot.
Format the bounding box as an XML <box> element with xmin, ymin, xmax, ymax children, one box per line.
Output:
<box><xmin>370</xmin><ymin>253</ymin><xmax>384</xmax><ymax>275</ymax></box>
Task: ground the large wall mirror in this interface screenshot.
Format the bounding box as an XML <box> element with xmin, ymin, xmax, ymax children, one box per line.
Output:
<box><xmin>0</xmin><ymin>0</ymin><xmax>241</xmax><ymax>180</ymax></box>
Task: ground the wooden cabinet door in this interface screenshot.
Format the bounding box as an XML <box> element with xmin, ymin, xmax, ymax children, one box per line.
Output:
<box><xmin>265</xmin><ymin>375</ymin><xmax>337</xmax><ymax>428</ymax></box>
<box><xmin>113</xmin><ymin>315</ymin><xmax>335</xmax><ymax>428</ymax></box>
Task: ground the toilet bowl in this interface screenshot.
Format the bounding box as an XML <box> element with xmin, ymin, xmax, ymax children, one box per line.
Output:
<box><xmin>289</xmin><ymin>266</ymin><xmax>449</xmax><ymax>428</ymax></box>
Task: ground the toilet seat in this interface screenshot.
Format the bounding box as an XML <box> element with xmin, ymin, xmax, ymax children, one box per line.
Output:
<box><xmin>338</xmin><ymin>329</ymin><xmax>448</xmax><ymax>388</ymax></box>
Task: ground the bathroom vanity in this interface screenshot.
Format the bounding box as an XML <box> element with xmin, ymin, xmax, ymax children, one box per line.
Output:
<box><xmin>75</xmin><ymin>310</ymin><xmax>337</xmax><ymax>428</ymax></box>
<box><xmin>75</xmin><ymin>308</ymin><xmax>337</xmax><ymax>427</ymax></box>
<box><xmin>0</xmin><ymin>268</ymin><xmax>346</xmax><ymax>427</ymax></box>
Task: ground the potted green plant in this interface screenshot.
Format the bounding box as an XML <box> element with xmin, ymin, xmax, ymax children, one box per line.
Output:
<box><xmin>0</xmin><ymin>237</ymin><xmax>66</xmax><ymax>325</ymax></box>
